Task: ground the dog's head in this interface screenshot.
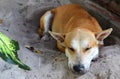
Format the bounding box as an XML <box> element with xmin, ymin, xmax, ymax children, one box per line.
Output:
<box><xmin>49</xmin><ymin>28</ymin><xmax>112</xmax><ymax>74</ymax></box>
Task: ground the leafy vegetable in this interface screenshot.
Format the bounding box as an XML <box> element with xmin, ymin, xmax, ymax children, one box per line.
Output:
<box><xmin>0</xmin><ymin>32</ymin><xmax>31</xmax><ymax>70</ymax></box>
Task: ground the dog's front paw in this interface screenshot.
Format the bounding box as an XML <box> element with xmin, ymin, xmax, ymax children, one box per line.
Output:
<box><xmin>92</xmin><ymin>57</ymin><xmax>99</xmax><ymax>62</ymax></box>
<box><xmin>92</xmin><ymin>54</ymin><xmax>99</xmax><ymax>62</ymax></box>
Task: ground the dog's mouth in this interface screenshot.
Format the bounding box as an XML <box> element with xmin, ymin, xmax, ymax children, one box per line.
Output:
<box><xmin>70</xmin><ymin>68</ymin><xmax>87</xmax><ymax>75</ymax></box>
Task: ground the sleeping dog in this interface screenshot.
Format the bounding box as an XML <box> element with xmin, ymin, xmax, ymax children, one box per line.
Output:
<box><xmin>38</xmin><ymin>4</ymin><xmax>112</xmax><ymax>74</ymax></box>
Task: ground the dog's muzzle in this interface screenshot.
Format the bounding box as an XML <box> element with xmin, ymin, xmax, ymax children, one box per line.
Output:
<box><xmin>73</xmin><ymin>64</ymin><xmax>87</xmax><ymax>74</ymax></box>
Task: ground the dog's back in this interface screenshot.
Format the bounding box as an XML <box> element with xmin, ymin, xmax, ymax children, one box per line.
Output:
<box><xmin>51</xmin><ymin>4</ymin><xmax>102</xmax><ymax>34</ymax></box>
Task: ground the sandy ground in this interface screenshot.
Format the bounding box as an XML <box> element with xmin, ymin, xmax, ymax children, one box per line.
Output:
<box><xmin>0</xmin><ymin>0</ymin><xmax>120</xmax><ymax>79</ymax></box>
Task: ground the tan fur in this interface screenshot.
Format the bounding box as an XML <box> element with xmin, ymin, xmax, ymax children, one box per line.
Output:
<box><xmin>39</xmin><ymin>14</ymin><xmax>45</xmax><ymax>37</ymax></box>
<box><xmin>51</xmin><ymin>4</ymin><xmax>102</xmax><ymax>34</ymax></box>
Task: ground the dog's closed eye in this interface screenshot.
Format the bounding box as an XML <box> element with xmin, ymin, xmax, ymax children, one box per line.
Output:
<box><xmin>69</xmin><ymin>47</ymin><xmax>75</xmax><ymax>52</ymax></box>
<box><xmin>85</xmin><ymin>47</ymin><xmax>91</xmax><ymax>51</ymax></box>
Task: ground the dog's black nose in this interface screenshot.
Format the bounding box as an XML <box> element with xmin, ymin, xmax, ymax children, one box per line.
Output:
<box><xmin>73</xmin><ymin>64</ymin><xmax>85</xmax><ymax>73</ymax></box>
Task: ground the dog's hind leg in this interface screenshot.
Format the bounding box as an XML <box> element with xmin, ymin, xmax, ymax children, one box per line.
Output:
<box><xmin>38</xmin><ymin>11</ymin><xmax>54</xmax><ymax>41</ymax></box>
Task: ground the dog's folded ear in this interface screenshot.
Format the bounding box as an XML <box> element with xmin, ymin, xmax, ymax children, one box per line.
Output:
<box><xmin>48</xmin><ymin>31</ymin><xmax>65</xmax><ymax>43</ymax></box>
<box><xmin>96</xmin><ymin>28</ymin><xmax>113</xmax><ymax>45</ymax></box>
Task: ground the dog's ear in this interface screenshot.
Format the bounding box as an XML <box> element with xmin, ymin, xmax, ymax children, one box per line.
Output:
<box><xmin>96</xmin><ymin>28</ymin><xmax>113</xmax><ymax>45</ymax></box>
<box><xmin>48</xmin><ymin>31</ymin><xmax>65</xmax><ymax>43</ymax></box>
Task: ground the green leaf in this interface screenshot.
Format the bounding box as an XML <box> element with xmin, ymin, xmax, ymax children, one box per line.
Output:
<box><xmin>0</xmin><ymin>32</ymin><xmax>31</xmax><ymax>70</ymax></box>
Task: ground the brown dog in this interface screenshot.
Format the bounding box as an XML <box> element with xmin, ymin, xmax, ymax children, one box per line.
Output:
<box><xmin>39</xmin><ymin>4</ymin><xmax>112</xmax><ymax>74</ymax></box>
